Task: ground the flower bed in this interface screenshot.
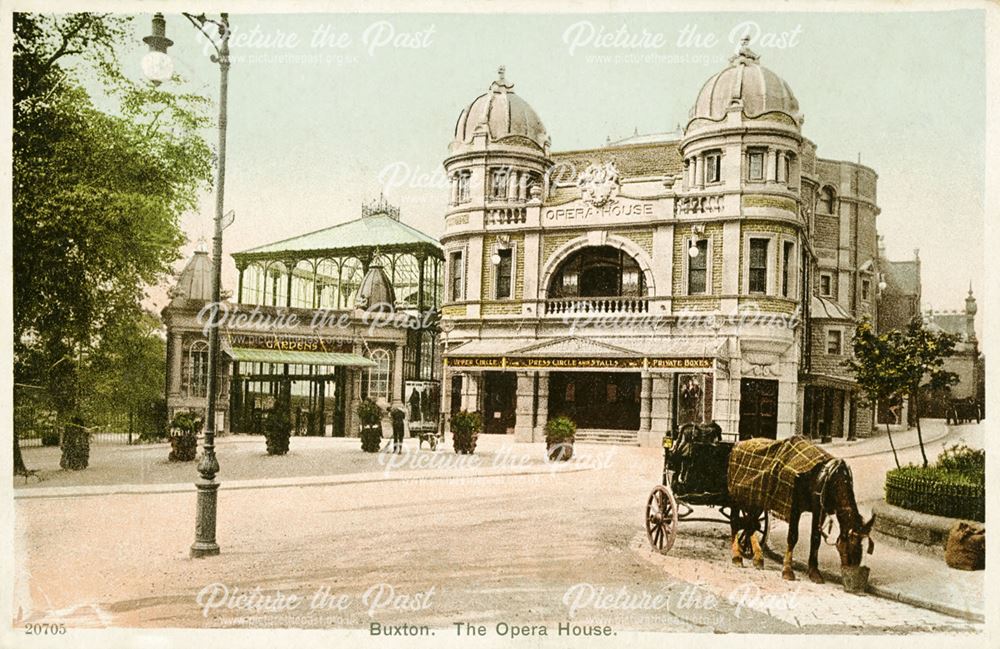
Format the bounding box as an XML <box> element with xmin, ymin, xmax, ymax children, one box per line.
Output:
<box><xmin>884</xmin><ymin>466</ymin><xmax>984</xmax><ymax>522</ymax></box>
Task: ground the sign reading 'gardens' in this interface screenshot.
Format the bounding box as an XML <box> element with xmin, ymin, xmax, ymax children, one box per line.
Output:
<box><xmin>226</xmin><ymin>332</ymin><xmax>352</xmax><ymax>353</ymax></box>
<box><xmin>444</xmin><ymin>356</ymin><xmax>714</xmax><ymax>370</ymax></box>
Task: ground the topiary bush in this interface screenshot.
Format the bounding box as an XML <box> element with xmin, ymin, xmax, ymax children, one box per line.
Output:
<box><xmin>169</xmin><ymin>411</ymin><xmax>202</xmax><ymax>462</ymax></box>
<box><xmin>358</xmin><ymin>399</ymin><xmax>383</xmax><ymax>453</ymax></box>
<box><xmin>451</xmin><ymin>410</ymin><xmax>482</xmax><ymax>455</ymax></box>
<box><xmin>544</xmin><ymin>415</ymin><xmax>576</xmax><ymax>462</ymax></box>
<box><xmin>885</xmin><ymin>444</ymin><xmax>985</xmax><ymax>522</ymax></box>
<box><xmin>265</xmin><ymin>383</ymin><xmax>292</xmax><ymax>455</ymax></box>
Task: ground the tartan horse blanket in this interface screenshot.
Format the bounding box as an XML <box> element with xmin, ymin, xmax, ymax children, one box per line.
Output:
<box><xmin>727</xmin><ymin>436</ymin><xmax>834</xmax><ymax>522</ymax></box>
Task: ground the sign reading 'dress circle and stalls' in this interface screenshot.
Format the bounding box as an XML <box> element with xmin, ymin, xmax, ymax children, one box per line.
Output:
<box><xmin>444</xmin><ymin>356</ymin><xmax>714</xmax><ymax>370</ymax></box>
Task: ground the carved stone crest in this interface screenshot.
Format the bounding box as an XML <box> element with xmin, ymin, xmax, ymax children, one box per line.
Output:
<box><xmin>578</xmin><ymin>161</ymin><xmax>620</xmax><ymax>207</ymax></box>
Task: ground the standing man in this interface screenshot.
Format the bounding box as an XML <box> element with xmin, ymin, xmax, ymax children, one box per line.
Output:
<box><xmin>390</xmin><ymin>407</ymin><xmax>406</xmax><ymax>454</ymax></box>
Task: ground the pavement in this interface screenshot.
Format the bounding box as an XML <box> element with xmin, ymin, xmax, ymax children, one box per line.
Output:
<box><xmin>10</xmin><ymin>420</ymin><xmax>985</xmax><ymax>632</ymax></box>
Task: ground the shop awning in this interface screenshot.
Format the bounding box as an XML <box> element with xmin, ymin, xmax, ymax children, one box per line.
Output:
<box><xmin>225</xmin><ymin>347</ymin><xmax>377</xmax><ymax>367</ymax></box>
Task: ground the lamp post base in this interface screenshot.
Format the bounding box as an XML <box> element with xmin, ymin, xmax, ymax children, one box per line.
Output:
<box><xmin>191</xmin><ymin>478</ymin><xmax>221</xmax><ymax>558</ymax></box>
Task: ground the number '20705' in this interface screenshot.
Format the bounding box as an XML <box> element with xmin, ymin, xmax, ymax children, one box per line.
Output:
<box><xmin>24</xmin><ymin>623</ymin><xmax>67</xmax><ymax>635</ymax></box>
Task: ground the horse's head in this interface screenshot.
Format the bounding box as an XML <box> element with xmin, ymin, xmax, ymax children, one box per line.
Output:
<box><xmin>835</xmin><ymin>513</ymin><xmax>875</xmax><ymax>567</ymax></box>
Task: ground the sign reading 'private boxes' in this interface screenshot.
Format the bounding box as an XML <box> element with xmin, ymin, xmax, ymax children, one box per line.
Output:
<box><xmin>444</xmin><ymin>356</ymin><xmax>714</xmax><ymax>370</ymax></box>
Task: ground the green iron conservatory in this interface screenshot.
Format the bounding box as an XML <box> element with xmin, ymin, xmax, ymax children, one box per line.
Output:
<box><xmin>162</xmin><ymin>197</ymin><xmax>444</xmax><ymax>438</ymax></box>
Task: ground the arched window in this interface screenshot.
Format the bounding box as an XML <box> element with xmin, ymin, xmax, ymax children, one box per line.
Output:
<box><xmin>820</xmin><ymin>187</ymin><xmax>836</xmax><ymax>214</ymax></box>
<box><xmin>363</xmin><ymin>348</ymin><xmax>392</xmax><ymax>403</ymax></box>
<box><xmin>187</xmin><ymin>340</ymin><xmax>210</xmax><ymax>398</ymax></box>
<box><xmin>547</xmin><ymin>246</ymin><xmax>646</xmax><ymax>298</ymax></box>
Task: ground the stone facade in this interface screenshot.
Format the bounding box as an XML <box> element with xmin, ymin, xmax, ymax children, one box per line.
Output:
<box><xmin>439</xmin><ymin>47</ymin><xmax>899</xmax><ymax>446</ymax></box>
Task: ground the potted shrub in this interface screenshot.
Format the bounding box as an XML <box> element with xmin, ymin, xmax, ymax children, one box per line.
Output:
<box><xmin>545</xmin><ymin>416</ymin><xmax>577</xmax><ymax>462</ymax></box>
<box><xmin>358</xmin><ymin>399</ymin><xmax>383</xmax><ymax>453</ymax></box>
<box><xmin>264</xmin><ymin>382</ymin><xmax>291</xmax><ymax>455</ymax></box>
<box><xmin>451</xmin><ymin>410</ymin><xmax>482</xmax><ymax>455</ymax></box>
<box><xmin>168</xmin><ymin>411</ymin><xmax>201</xmax><ymax>462</ymax></box>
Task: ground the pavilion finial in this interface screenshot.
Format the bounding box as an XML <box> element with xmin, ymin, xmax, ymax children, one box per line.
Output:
<box><xmin>498</xmin><ymin>65</ymin><xmax>506</xmax><ymax>83</ymax></box>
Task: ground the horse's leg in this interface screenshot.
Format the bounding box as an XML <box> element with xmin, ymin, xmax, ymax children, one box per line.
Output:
<box><xmin>730</xmin><ymin>508</ymin><xmax>744</xmax><ymax>567</ymax></box>
<box><xmin>750</xmin><ymin>514</ymin><xmax>765</xmax><ymax>570</ymax></box>
<box><xmin>783</xmin><ymin>508</ymin><xmax>801</xmax><ymax>581</ymax></box>
<box><xmin>807</xmin><ymin>512</ymin><xmax>824</xmax><ymax>584</ymax></box>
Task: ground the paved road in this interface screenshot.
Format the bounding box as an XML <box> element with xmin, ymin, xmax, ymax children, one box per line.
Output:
<box><xmin>12</xmin><ymin>429</ymin><xmax>981</xmax><ymax>635</ymax></box>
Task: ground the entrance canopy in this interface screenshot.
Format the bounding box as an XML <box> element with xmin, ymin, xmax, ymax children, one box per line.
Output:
<box><xmin>226</xmin><ymin>347</ymin><xmax>377</xmax><ymax>367</ymax></box>
<box><xmin>444</xmin><ymin>336</ymin><xmax>727</xmax><ymax>371</ymax></box>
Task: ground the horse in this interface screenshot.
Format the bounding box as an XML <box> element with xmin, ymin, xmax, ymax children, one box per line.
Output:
<box><xmin>729</xmin><ymin>454</ymin><xmax>875</xmax><ymax>583</ymax></box>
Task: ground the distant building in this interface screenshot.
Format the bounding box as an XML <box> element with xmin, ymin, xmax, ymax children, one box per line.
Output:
<box><xmin>922</xmin><ymin>287</ymin><xmax>985</xmax><ymax>418</ymax></box>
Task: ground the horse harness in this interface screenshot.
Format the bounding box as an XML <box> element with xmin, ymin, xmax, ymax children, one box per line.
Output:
<box><xmin>814</xmin><ymin>458</ymin><xmax>848</xmax><ymax>545</ymax></box>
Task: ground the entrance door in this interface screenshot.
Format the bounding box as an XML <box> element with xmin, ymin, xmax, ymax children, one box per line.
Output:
<box><xmin>483</xmin><ymin>372</ymin><xmax>517</xmax><ymax>434</ymax></box>
<box><xmin>739</xmin><ymin>378</ymin><xmax>778</xmax><ymax>440</ymax></box>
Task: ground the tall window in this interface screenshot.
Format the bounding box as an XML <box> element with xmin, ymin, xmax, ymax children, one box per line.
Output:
<box><xmin>826</xmin><ymin>329</ymin><xmax>843</xmax><ymax>355</ymax></box>
<box><xmin>705</xmin><ymin>152</ymin><xmax>721</xmax><ymax>183</ymax></box>
<box><xmin>363</xmin><ymin>348</ymin><xmax>392</xmax><ymax>402</ymax></box>
<box><xmin>187</xmin><ymin>340</ymin><xmax>210</xmax><ymax>398</ymax></box>
<box><xmin>821</xmin><ymin>187</ymin><xmax>836</xmax><ymax>213</ymax></box>
<box><xmin>495</xmin><ymin>248</ymin><xmax>513</xmax><ymax>299</ymax></box>
<box><xmin>748</xmin><ymin>149</ymin><xmax>765</xmax><ymax>181</ymax></box>
<box><xmin>819</xmin><ymin>272</ymin><xmax>833</xmax><ymax>297</ymax></box>
<box><xmin>449</xmin><ymin>251</ymin><xmax>464</xmax><ymax>301</ymax></box>
<box><xmin>748</xmin><ymin>238</ymin><xmax>769</xmax><ymax>294</ymax></box>
<box><xmin>861</xmin><ymin>278</ymin><xmax>871</xmax><ymax>301</ymax></box>
<box><xmin>688</xmin><ymin>239</ymin><xmax>708</xmax><ymax>295</ymax></box>
<box><xmin>782</xmin><ymin>241</ymin><xmax>795</xmax><ymax>297</ymax></box>
<box><xmin>457</xmin><ymin>172</ymin><xmax>470</xmax><ymax>203</ymax></box>
<box><xmin>490</xmin><ymin>168</ymin><xmax>509</xmax><ymax>200</ymax></box>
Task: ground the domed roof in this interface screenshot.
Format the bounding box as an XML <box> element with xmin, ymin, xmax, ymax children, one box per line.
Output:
<box><xmin>167</xmin><ymin>249</ymin><xmax>213</xmax><ymax>308</ymax></box>
<box><xmin>453</xmin><ymin>66</ymin><xmax>550</xmax><ymax>151</ymax></box>
<box><xmin>689</xmin><ymin>38</ymin><xmax>800</xmax><ymax>123</ymax></box>
<box><xmin>355</xmin><ymin>262</ymin><xmax>395</xmax><ymax>311</ymax></box>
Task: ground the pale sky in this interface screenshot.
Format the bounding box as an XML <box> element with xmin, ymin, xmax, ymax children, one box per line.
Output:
<box><xmin>119</xmin><ymin>11</ymin><xmax>984</xmax><ymax>314</ymax></box>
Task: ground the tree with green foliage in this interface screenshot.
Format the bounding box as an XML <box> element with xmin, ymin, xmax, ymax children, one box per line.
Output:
<box><xmin>847</xmin><ymin>319</ymin><xmax>904</xmax><ymax>468</ymax></box>
<box><xmin>897</xmin><ymin>317</ymin><xmax>959</xmax><ymax>467</ymax></box>
<box><xmin>13</xmin><ymin>13</ymin><xmax>212</xmax><ymax>474</ymax></box>
<box><xmin>848</xmin><ymin>317</ymin><xmax>958</xmax><ymax>468</ymax></box>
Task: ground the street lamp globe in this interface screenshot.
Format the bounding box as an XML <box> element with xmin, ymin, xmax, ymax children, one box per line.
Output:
<box><xmin>142</xmin><ymin>50</ymin><xmax>174</xmax><ymax>83</ymax></box>
<box><xmin>687</xmin><ymin>242</ymin><xmax>700</xmax><ymax>258</ymax></box>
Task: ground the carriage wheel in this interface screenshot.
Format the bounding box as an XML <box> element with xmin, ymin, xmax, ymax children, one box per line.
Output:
<box><xmin>646</xmin><ymin>485</ymin><xmax>679</xmax><ymax>554</ymax></box>
<box><xmin>736</xmin><ymin>510</ymin><xmax>770</xmax><ymax>559</ymax></box>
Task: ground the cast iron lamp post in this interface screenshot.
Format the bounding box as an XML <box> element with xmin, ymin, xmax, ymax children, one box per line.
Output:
<box><xmin>143</xmin><ymin>12</ymin><xmax>230</xmax><ymax>558</ymax></box>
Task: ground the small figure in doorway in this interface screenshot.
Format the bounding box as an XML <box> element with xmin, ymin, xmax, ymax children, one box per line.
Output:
<box><xmin>390</xmin><ymin>407</ymin><xmax>406</xmax><ymax>454</ymax></box>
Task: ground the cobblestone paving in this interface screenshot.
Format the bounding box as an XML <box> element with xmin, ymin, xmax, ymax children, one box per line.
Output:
<box><xmin>631</xmin><ymin>531</ymin><xmax>981</xmax><ymax>633</ymax></box>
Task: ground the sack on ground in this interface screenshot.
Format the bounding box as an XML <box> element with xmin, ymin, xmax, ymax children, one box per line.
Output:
<box><xmin>944</xmin><ymin>521</ymin><xmax>985</xmax><ymax>571</ymax></box>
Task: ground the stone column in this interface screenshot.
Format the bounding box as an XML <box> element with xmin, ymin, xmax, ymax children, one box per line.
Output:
<box><xmin>392</xmin><ymin>343</ymin><xmax>405</xmax><ymax>410</ymax></box>
<box><xmin>440</xmin><ymin>368</ymin><xmax>452</xmax><ymax>434</ymax></box>
<box><xmin>639</xmin><ymin>372</ymin><xmax>653</xmax><ymax>443</ymax></box>
<box><xmin>533</xmin><ymin>371</ymin><xmax>549</xmax><ymax>441</ymax></box>
<box><xmin>514</xmin><ymin>371</ymin><xmax>535</xmax><ymax>442</ymax></box>
<box><xmin>450</xmin><ymin>174</ymin><xmax>459</xmax><ymax>205</ymax></box>
<box><xmin>518</xmin><ymin>172</ymin><xmax>528</xmax><ymax>201</ymax></box>
<box><xmin>170</xmin><ymin>332</ymin><xmax>184</xmax><ymax>396</ymax></box>
<box><xmin>694</xmin><ymin>155</ymin><xmax>704</xmax><ymax>188</ymax></box>
<box><xmin>766</xmin><ymin>149</ymin><xmax>776</xmax><ymax>182</ymax></box>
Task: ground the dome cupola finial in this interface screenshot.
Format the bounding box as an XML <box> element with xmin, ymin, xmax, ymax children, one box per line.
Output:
<box><xmin>731</xmin><ymin>34</ymin><xmax>760</xmax><ymax>64</ymax></box>
<box><xmin>491</xmin><ymin>64</ymin><xmax>514</xmax><ymax>93</ymax></box>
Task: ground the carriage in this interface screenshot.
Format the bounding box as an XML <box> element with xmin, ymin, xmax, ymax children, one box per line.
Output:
<box><xmin>645</xmin><ymin>422</ymin><xmax>769</xmax><ymax>556</ymax></box>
